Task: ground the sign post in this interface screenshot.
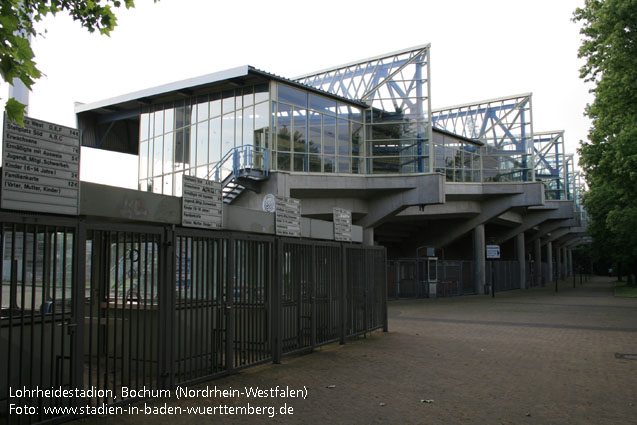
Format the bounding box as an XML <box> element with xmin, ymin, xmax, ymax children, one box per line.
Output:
<box><xmin>486</xmin><ymin>244</ymin><xmax>500</xmax><ymax>297</ymax></box>
<box><xmin>333</xmin><ymin>207</ymin><xmax>351</xmax><ymax>242</ymax></box>
<box><xmin>2</xmin><ymin>115</ymin><xmax>80</xmax><ymax>215</ymax></box>
<box><xmin>275</xmin><ymin>196</ymin><xmax>301</xmax><ymax>237</ymax></box>
<box><xmin>181</xmin><ymin>175</ymin><xmax>223</xmax><ymax>229</ymax></box>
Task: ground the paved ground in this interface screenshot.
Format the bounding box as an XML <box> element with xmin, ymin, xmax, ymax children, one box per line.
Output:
<box><xmin>77</xmin><ymin>276</ymin><xmax>637</xmax><ymax>424</ymax></box>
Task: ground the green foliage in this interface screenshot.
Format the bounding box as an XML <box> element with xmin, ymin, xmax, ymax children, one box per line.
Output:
<box><xmin>573</xmin><ymin>0</ymin><xmax>637</xmax><ymax>270</ymax></box>
<box><xmin>0</xmin><ymin>0</ymin><xmax>139</xmax><ymax>124</ymax></box>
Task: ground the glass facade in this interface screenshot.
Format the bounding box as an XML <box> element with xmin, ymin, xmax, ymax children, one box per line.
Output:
<box><xmin>139</xmin><ymin>83</ymin><xmax>270</xmax><ymax>196</ymax></box>
<box><xmin>272</xmin><ymin>83</ymin><xmax>364</xmax><ymax>174</ymax></box>
<box><xmin>433</xmin><ymin>131</ymin><xmax>481</xmax><ymax>183</ymax></box>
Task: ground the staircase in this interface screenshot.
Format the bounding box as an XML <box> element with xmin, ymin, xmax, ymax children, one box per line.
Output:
<box><xmin>208</xmin><ymin>145</ymin><xmax>270</xmax><ymax>203</ymax></box>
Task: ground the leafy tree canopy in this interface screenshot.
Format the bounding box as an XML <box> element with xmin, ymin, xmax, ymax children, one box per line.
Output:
<box><xmin>573</xmin><ymin>0</ymin><xmax>637</xmax><ymax>273</ymax></box>
<box><xmin>0</xmin><ymin>0</ymin><xmax>137</xmax><ymax>125</ymax></box>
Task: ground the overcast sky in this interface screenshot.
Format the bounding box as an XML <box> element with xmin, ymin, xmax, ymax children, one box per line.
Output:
<box><xmin>1</xmin><ymin>0</ymin><xmax>592</xmax><ymax>189</ymax></box>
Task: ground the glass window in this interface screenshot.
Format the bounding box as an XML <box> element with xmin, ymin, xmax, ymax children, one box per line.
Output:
<box><xmin>323</xmin><ymin>115</ymin><xmax>336</xmax><ymax>155</ymax></box>
<box><xmin>349</xmin><ymin>106</ymin><xmax>363</xmax><ymax>122</ymax></box>
<box><xmin>153</xmin><ymin>137</ymin><xmax>163</xmax><ymax>176</ymax></box>
<box><xmin>153</xmin><ymin>176</ymin><xmax>162</xmax><ymax>193</ymax></box>
<box><xmin>164</xmin><ymin>107</ymin><xmax>174</xmax><ymax>132</ymax></box>
<box><xmin>154</xmin><ymin>109</ymin><xmax>163</xmax><ymax>137</ymax></box>
<box><xmin>323</xmin><ymin>156</ymin><xmax>335</xmax><ymax>173</ymax></box>
<box><xmin>309</xmin><ymin>94</ymin><xmax>336</xmax><ymax>115</ymax></box>
<box><xmin>235</xmin><ymin>109</ymin><xmax>243</xmax><ymax>148</ymax></box>
<box><xmin>197</xmin><ymin>166</ymin><xmax>208</xmax><ymax>178</ymax></box>
<box><xmin>140</xmin><ymin>112</ymin><xmax>150</xmax><ymax>141</ymax></box>
<box><xmin>309</xmin><ymin>155</ymin><xmax>321</xmax><ymax>172</ymax></box>
<box><xmin>338</xmin><ymin>157</ymin><xmax>350</xmax><ymax>173</ymax></box>
<box><xmin>210</xmin><ymin>93</ymin><xmax>222</xmax><ymax>118</ymax></box>
<box><xmin>308</xmin><ymin>112</ymin><xmax>321</xmax><ymax>155</ymax></box>
<box><xmin>197</xmin><ymin>95</ymin><xmax>209</xmax><ymax>122</ymax></box>
<box><xmin>222</xmin><ymin>113</ymin><xmax>235</xmax><ymax>155</ymax></box>
<box><xmin>175</xmin><ymin>101</ymin><xmax>186</xmax><ymax>129</ymax></box>
<box><xmin>293</xmin><ymin>107</ymin><xmax>307</xmax><ymax>154</ymax></box>
<box><xmin>255</xmin><ymin>83</ymin><xmax>269</xmax><ymax>103</ymax></box>
<box><xmin>189</xmin><ymin>124</ymin><xmax>197</xmax><ymax>169</ymax></box>
<box><xmin>243</xmin><ymin>86</ymin><xmax>254</xmax><ymax>107</ymax></box>
<box><xmin>209</xmin><ymin>117</ymin><xmax>221</xmax><ymax>164</ymax></box>
<box><xmin>222</xmin><ymin>90</ymin><xmax>235</xmax><ymax>114</ymax></box>
<box><xmin>352</xmin><ymin>122</ymin><xmax>362</xmax><ymax>156</ymax></box>
<box><xmin>164</xmin><ymin>173</ymin><xmax>173</xmax><ymax>195</ymax></box>
<box><xmin>163</xmin><ymin>132</ymin><xmax>174</xmax><ymax>175</ymax></box>
<box><xmin>277</xmin><ymin>104</ymin><xmax>291</xmax><ymax>152</ymax></box>
<box><xmin>175</xmin><ymin>172</ymin><xmax>183</xmax><ymax>197</ymax></box>
<box><xmin>174</xmin><ymin>129</ymin><xmax>185</xmax><ymax>169</ymax></box>
<box><xmin>277</xmin><ymin>152</ymin><xmax>290</xmax><ymax>171</ymax></box>
<box><xmin>197</xmin><ymin>121</ymin><xmax>208</xmax><ymax>168</ymax></box>
<box><xmin>293</xmin><ymin>155</ymin><xmax>307</xmax><ymax>172</ymax></box>
<box><xmin>243</xmin><ymin>105</ymin><xmax>254</xmax><ymax>146</ymax></box>
<box><xmin>278</xmin><ymin>84</ymin><xmax>307</xmax><ymax>108</ymax></box>
<box><xmin>139</xmin><ymin>140</ymin><xmax>148</xmax><ymax>180</ymax></box>
<box><xmin>337</xmin><ymin>119</ymin><xmax>349</xmax><ymax>156</ymax></box>
<box><xmin>254</xmin><ymin>102</ymin><xmax>269</xmax><ymax>148</ymax></box>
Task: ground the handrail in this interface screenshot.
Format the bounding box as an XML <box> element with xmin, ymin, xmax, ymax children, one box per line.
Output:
<box><xmin>207</xmin><ymin>145</ymin><xmax>270</xmax><ymax>183</ymax></box>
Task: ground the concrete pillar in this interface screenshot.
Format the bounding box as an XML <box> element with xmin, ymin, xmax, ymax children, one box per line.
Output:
<box><xmin>516</xmin><ymin>233</ymin><xmax>526</xmax><ymax>289</ymax></box>
<box><xmin>473</xmin><ymin>224</ymin><xmax>486</xmax><ymax>294</ymax></box>
<box><xmin>534</xmin><ymin>238</ymin><xmax>542</xmax><ymax>287</ymax></box>
<box><xmin>363</xmin><ymin>227</ymin><xmax>374</xmax><ymax>246</ymax></box>
<box><xmin>546</xmin><ymin>241</ymin><xmax>553</xmax><ymax>282</ymax></box>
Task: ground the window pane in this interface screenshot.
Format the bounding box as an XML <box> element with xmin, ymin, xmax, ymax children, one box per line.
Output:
<box><xmin>293</xmin><ymin>154</ymin><xmax>307</xmax><ymax>172</ymax></box>
<box><xmin>308</xmin><ymin>111</ymin><xmax>321</xmax><ymax>155</ymax></box>
<box><xmin>352</xmin><ymin>122</ymin><xmax>362</xmax><ymax>156</ymax></box>
<box><xmin>323</xmin><ymin>115</ymin><xmax>336</xmax><ymax>155</ymax></box>
<box><xmin>278</xmin><ymin>84</ymin><xmax>307</xmax><ymax>107</ymax></box>
<box><xmin>197</xmin><ymin>121</ymin><xmax>208</xmax><ymax>168</ymax></box>
<box><xmin>243</xmin><ymin>86</ymin><xmax>254</xmax><ymax>107</ymax></box>
<box><xmin>293</xmin><ymin>107</ymin><xmax>307</xmax><ymax>153</ymax></box>
<box><xmin>175</xmin><ymin>101</ymin><xmax>186</xmax><ymax>129</ymax></box>
<box><xmin>140</xmin><ymin>112</ymin><xmax>150</xmax><ymax>141</ymax></box>
<box><xmin>254</xmin><ymin>102</ymin><xmax>269</xmax><ymax>148</ymax></box>
<box><xmin>163</xmin><ymin>173</ymin><xmax>173</xmax><ymax>195</ymax></box>
<box><xmin>277</xmin><ymin>103</ymin><xmax>291</xmax><ymax>152</ymax></box>
<box><xmin>222</xmin><ymin>90</ymin><xmax>235</xmax><ymax>114</ymax></box>
<box><xmin>309</xmin><ymin>93</ymin><xmax>336</xmax><ymax>115</ymax></box>
<box><xmin>210</xmin><ymin>93</ymin><xmax>222</xmax><ymax>118</ymax></box>
<box><xmin>338</xmin><ymin>119</ymin><xmax>349</xmax><ymax>156</ymax></box>
<box><xmin>154</xmin><ymin>109</ymin><xmax>164</xmax><ymax>136</ymax></box>
<box><xmin>139</xmin><ymin>140</ymin><xmax>148</xmax><ymax>180</ymax></box>
<box><xmin>235</xmin><ymin>109</ymin><xmax>243</xmax><ymax>147</ymax></box>
<box><xmin>164</xmin><ymin>107</ymin><xmax>174</xmax><ymax>132</ymax></box>
<box><xmin>277</xmin><ymin>152</ymin><xmax>290</xmax><ymax>171</ymax></box>
<box><xmin>243</xmin><ymin>105</ymin><xmax>254</xmax><ymax>146</ymax></box>
<box><xmin>189</xmin><ymin>124</ymin><xmax>197</xmax><ymax>169</ymax></box>
<box><xmin>209</xmin><ymin>117</ymin><xmax>221</xmax><ymax>163</ymax></box>
<box><xmin>323</xmin><ymin>156</ymin><xmax>335</xmax><ymax>173</ymax></box>
<box><xmin>338</xmin><ymin>157</ymin><xmax>350</xmax><ymax>173</ymax></box>
<box><xmin>255</xmin><ymin>83</ymin><xmax>269</xmax><ymax>103</ymax></box>
<box><xmin>153</xmin><ymin>177</ymin><xmax>162</xmax><ymax>193</ymax></box>
<box><xmin>197</xmin><ymin>95</ymin><xmax>209</xmax><ymax>122</ymax></box>
<box><xmin>163</xmin><ymin>132</ymin><xmax>174</xmax><ymax>174</ymax></box>
<box><xmin>309</xmin><ymin>155</ymin><xmax>321</xmax><ymax>172</ymax></box>
<box><xmin>153</xmin><ymin>136</ymin><xmax>163</xmax><ymax>176</ymax></box>
<box><xmin>222</xmin><ymin>113</ymin><xmax>235</xmax><ymax>155</ymax></box>
<box><xmin>174</xmin><ymin>129</ymin><xmax>185</xmax><ymax>169</ymax></box>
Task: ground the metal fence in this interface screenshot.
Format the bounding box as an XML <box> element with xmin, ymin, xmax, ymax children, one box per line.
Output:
<box><xmin>0</xmin><ymin>211</ymin><xmax>386</xmax><ymax>425</ymax></box>
<box><xmin>387</xmin><ymin>259</ymin><xmax>475</xmax><ymax>299</ymax></box>
<box><xmin>486</xmin><ymin>261</ymin><xmax>521</xmax><ymax>292</ymax></box>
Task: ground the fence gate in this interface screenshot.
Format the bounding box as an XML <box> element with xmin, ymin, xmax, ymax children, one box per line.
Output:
<box><xmin>0</xmin><ymin>213</ymin><xmax>79</xmax><ymax>425</ymax></box>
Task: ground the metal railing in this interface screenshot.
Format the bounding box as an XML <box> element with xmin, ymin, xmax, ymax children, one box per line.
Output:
<box><xmin>208</xmin><ymin>145</ymin><xmax>269</xmax><ymax>183</ymax></box>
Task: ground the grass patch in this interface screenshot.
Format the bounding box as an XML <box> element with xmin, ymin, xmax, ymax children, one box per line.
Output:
<box><xmin>615</xmin><ymin>281</ymin><xmax>637</xmax><ymax>298</ymax></box>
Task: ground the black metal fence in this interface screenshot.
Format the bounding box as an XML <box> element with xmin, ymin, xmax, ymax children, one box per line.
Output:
<box><xmin>0</xmin><ymin>211</ymin><xmax>386</xmax><ymax>425</ymax></box>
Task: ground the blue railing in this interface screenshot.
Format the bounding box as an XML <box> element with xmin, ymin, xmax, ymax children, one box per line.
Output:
<box><xmin>208</xmin><ymin>145</ymin><xmax>269</xmax><ymax>183</ymax></box>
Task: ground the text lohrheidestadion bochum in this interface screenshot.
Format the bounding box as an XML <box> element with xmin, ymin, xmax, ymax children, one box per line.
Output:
<box><xmin>9</xmin><ymin>385</ymin><xmax>309</xmax><ymax>400</ymax></box>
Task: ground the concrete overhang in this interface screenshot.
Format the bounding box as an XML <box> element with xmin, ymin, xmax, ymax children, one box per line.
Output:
<box><xmin>79</xmin><ymin>182</ymin><xmax>363</xmax><ymax>242</ymax></box>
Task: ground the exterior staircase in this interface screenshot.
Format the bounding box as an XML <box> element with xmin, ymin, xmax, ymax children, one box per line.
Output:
<box><xmin>208</xmin><ymin>145</ymin><xmax>270</xmax><ymax>203</ymax></box>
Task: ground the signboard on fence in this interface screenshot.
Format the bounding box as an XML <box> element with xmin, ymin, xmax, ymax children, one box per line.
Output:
<box><xmin>275</xmin><ymin>195</ymin><xmax>301</xmax><ymax>237</ymax></box>
<box><xmin>2</xmin><ymin>114</ymin><xmax>81</xmax><ymax>215</ymax></box>
<box><xmin>181</xmin><ymin>174</ymin><xmax>223</xmax><ymax>229</ymax></box>
<box><xmin>486</xmin><ymin>244</ymin><xmax>501</xmax><ymax>259</ymax></box>
<box><xmin>333</xmin><ymin>207</ymin><xmax>352</xmax><ymax>241</ymax></box>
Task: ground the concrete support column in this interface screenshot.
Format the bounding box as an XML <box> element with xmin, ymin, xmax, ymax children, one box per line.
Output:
<box><xmin>473</xmin><ymin>224</ymin><xmax>486</xmax><ymax>294</ymax></box>
<box><xmin>534</xmin><ymin>238</ymin><xmax>542</xmax><ymax>287</ymax></box>
<box><xmin>546</xmin><ymin>241</ymin><xmax>553</xmax><ymax>282</ymax></box>
<box><xmin>363</xmin><ymin>227</ymin><xmax>374</xmax><ymax>246</ymax></box>
<box><xmin>516</xmin><ymin>233</ymin><xmax>526</xmax><ymax>289</ymax></box>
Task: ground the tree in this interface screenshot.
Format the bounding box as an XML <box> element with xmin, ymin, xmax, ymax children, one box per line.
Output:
<box><xmin>573</xmin><ymin>0</ymin><xmax>637</xmax><ymax>280</ymax></box>
<box><xmin>0</xmin><ymin>0</ymin><xmax>138</xmax><ymax>125</ymax></box>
